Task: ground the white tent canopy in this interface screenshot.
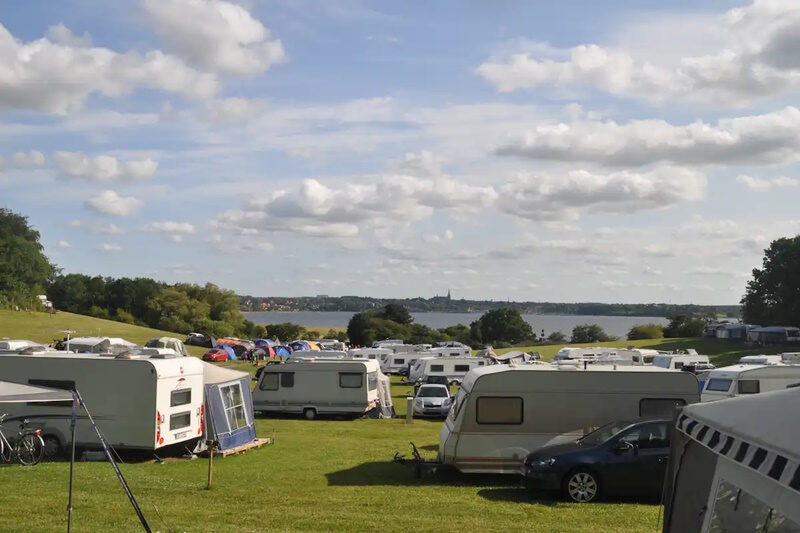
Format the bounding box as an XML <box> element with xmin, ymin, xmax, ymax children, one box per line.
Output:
<box><xmin>0</xmin><ymin>380</ymin><xmax>74</xmax><ymax>403</ymax></box>
<box><xmin>201</xmin><ymin>361</ymin><xmax>250</xmax><ymax>384</ymax></box>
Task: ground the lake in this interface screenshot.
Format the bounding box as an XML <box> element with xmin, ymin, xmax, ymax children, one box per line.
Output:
<box><xmin>244</xmin><ymin>311</ymin><xmax>669</xmax><ymax>338</ymax></box>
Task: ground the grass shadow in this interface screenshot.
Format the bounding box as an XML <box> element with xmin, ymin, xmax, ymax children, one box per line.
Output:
<box><xmin>478</xmin><ymin>487</ymin><xmax>561</xmax><ymax>506</ymax></box>
<box><xmin>326</xmin><ymin>460</ymin><xmax>521</xmax><ymax>487</ymax></box>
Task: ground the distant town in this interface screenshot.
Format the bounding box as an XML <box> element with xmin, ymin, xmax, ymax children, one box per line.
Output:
<box><xmin>239</xmin><ymin>293</ymin><xmax>740</xmax><ymax>318</ymax></box>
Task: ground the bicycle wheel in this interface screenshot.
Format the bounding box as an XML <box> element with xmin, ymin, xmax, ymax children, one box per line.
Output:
<box><xmin>15</xmin><ymin>433</ymin><xmax>44</xmax><ymax>466</ymax></box>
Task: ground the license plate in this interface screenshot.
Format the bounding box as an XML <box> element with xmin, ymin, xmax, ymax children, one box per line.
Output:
<box><xmin>174</xmin><ymin>431</ymin><xmax>188</xmax><ymax>439</ymax></box>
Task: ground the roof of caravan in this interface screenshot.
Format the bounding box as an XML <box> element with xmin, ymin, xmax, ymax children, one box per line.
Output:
<box><xmin>461</xmin><ymin>363</ymin><xmax>686</xmax><ymax>389</ymax></box>
<box><xmin>680</xmin><ymin>387</ymin><xmax>800</xmax><ymax>463</ymax></box>
<box><xmin>0</xmin><ymin>339</ymin><xmax>43</xmax><ymax>350</ymax></box>
<box><xmin>0</xmin><ymin>352</ymin><xmax>203</xmax><ymax>373</ymax></box>
<box><xmin>708</xmin><ymin>363</ymin><xmax>800</xmax><ymax>376</ymax></box>
<box><xmin>68</xmin><ymin>336</ymin><xmax>137</xmax><ymax>347</ymax></box>
<box><xmin>267</xmin><ymin>358</ymin><xmax>379</xmax><ymax>370</ymax></box>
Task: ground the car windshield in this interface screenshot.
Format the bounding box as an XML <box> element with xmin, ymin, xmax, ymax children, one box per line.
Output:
<box><xmin>579</xmin><ymin>420</ymin><xmax>635</xmax><ymax>446</ymax></box>
<box><xmin>419</xmin><ymin>387</ymin><xmax>448</xmax><ymax>398</ymax></box>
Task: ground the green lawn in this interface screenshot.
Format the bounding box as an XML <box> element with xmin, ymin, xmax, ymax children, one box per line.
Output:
<box><xmin>0</xmin><ymin>310</ymin><xmax>786</xmax><ymax>531</ymax></box>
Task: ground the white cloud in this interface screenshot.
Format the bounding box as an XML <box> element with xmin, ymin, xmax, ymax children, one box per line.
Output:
<box><xmin>737</xmin><ymin>174</ymin><xmax>799</xmax><ymax>191</ymax></box>
<box><xmin>690</xmin><ymin>266</ymin><xmax>736</xmax><ymax>276</ymax></box>
<box><xmin>97</xmin><ymin>243</ymin><xmax>122</xmax><ymax>252</ymax></box>
<box><xmin>45</xmin><ymin>23</ymin><xmax>91</xmax><ymax>47</ymax></box>
<box><xmin>476</xmin><ymin>1</ymin><xmax>800</xmax><ymax>107</ymax></box>
<box><xmin>642</xmin><ymin>266</ymin><xmax>662</xmax><ymax>276</ymax></box>
<box><xmin>206</xmin><ymin>97</ymin><xmax>268</xmax><ymax>123</ymax></box>
<box><xmin>10</xmin><ymin>150</ymin><xmax>45</xmax><ymax>168</ymax></box>
<box><xmin>499</xmin><ymin>167</ymin><xmax>706</xmax><ymax>221</ymax></box>
<box><xmin>395</xmin><ymin>150</ymin><xmax>444</xmax><ymax>176</ymax></box>
<box><xmin>444</xmin><ymin>229</ymin><xmax>454</xmax><ymax>240</ymax></box>
<box><xmin>84</xmin><ymin>190</ymin><xmax>143</xmax><ymax>217</ymax></box>
<box><xmin>54</xmin><ymin>152</ymin><xmax>158</xmax><ymax>182</ymax></box>
<box><xmin>496</xmin><ymin>107</ymin><xmax>800</xmax><ymax>166</ymax></box>
<box><xmin>208</xmin><ymin>234</ymin><xmax>274</xmax><ymax>254</ymax></box>
<box><xmin>142</xmin><ymin>221</ymin><xmax>196</xmax><ymax>242</ymax></box>
<box><xmin>601</xmin><ymin>280</ymin><xmax>626</xmax><ymax>288</ymax></box>
<box><xmin>57</xmin><ymin>239</ymin><xmax>71</xmax><ymax>248</ymax></box>
<box><xmin>144</xmin><ymin>0</ymin><xmax>285</xmax><ymax>75</ymax></box>
<box><xmin>0</xmin><ymin>23</ymin><xmax>217</xmax><ymax>114</ymax></box>
<box><xmin>68</xmin><ymin>220</ymin><xmax>124</xmax><ymax>234</ymax></box>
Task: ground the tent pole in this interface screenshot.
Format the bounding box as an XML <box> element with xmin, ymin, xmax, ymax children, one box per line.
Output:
<box><xmin>67</xmin><ymin>392</ymin><xmax>78</xmax><ymax>533</ymax></box>
<box><xmin>206</xmin><ymin>441</ymin><xmax>214</xmax><ymax>489</ymax></box>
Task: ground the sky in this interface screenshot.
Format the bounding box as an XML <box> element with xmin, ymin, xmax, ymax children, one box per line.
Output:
<box><xmin>1</xmin><ymin>0</ymin><xmax>799</xmax><ymax>305</ymax></box>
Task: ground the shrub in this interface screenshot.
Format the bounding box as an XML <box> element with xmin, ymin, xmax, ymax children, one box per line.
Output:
<box><xmin>627</xmin><ymin>323</ymin><xmax>664</xmax><ymax>340</ymax></box>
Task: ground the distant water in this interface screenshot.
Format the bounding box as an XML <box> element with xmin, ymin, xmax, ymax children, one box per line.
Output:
<box><xmin>244</xmin><ymin>311</ymin><xmax>669</xmax><ymax>338</ymax></box>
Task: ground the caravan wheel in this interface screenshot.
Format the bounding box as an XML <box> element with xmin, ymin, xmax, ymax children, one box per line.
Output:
<box><xmin>303</xmin><ymin>408</ymin><xmax>317</xmax><ymax>420</ymax></box>
<box><xmin>42</xmin><ymin>436</ymin><xmax>62</xmax><ymax>460</ymax></box>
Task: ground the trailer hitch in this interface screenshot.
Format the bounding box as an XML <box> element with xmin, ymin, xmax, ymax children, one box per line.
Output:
<box><xmin>393</xmin><ymin>441</ymin><xmax>441</xmax><ymax>478</ymax></box>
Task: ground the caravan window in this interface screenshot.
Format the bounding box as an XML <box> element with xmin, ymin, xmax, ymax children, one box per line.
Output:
<box><xmin>280</xmin><ymin>373</ymin><xmax>295</xmax><ymax>388</ymax></box>
<box><xmin>430</xmin><ymin>364</ymin><xmax>444</xmax><ymax>372</ymax></box>
<box><xmin>259</xmin><ymin>373</ymin><xmax>279</xmax><ymax>391</ymax></box>
<box><xmin>394</xmin><ymin>358</ymin><xmax>404</xmax><ymax>365</ymax></box>
<box><xmin>170</xmin><ymin>389</ymin><xmax>191</xmax><ymax>407</ymax></box>
<box><xmin>169</xmin><ymin>411</ymin><xmax>191</xmax><ymax>430</ymax></box>
<box><xmin>476</xmin><ymin>397</ymin><xmax>523</xmax><ymax>425</ymax></box>
<box><xmin>220</xmin><ymin>384</ymin><xmax>248</xmax><ymax>430</ymax></box>
<box><xmin>709</xmin><ymin>479</ymin><xmax>798</xmax><ymax>532</ymax></box>
<box><xmin>339</xmin><ymin>373</ymin><xmax>363</xmax><ymax>388</ymax></box>
<box><xmin>454</xmin><ymin>364</ymin><xmax>470</xmax><ymax>372</ymax></box>
<box><xmin>706</xmin><ymin>379</ymin><xmax>733</xmax><ymax>392</ymax></box>
<box><xmin>738</xmin><ymin>380</ymin><xmax>760</xmax><ymax>394</ymax></box>
<box><xmin>367</xmin><ymin>372</ymin><xmax>378</xmax><ymax>390</ymax></box>
<box><xmin>639</xmin><ymin>399</ymin><xmax>687</xmax><ymax>418</ymax></box>
<box><xmin>674</xmin><ymin>362</ymin><xmax>684</xmax><ymax>370</ymax></box>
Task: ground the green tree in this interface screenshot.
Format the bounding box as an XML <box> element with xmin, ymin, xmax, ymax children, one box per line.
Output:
<box><xmin>742</xmin><ymin>236</ymin><xmax>800</xmax><ymax>326</ymax></box>
<box><xmin>470</xmin><ymin>308</ymin><xmax>534</xmax><ymax>345</ymax></box>
<box><xmin>347</xmin><ymin>312</ymin><xmax>376</xmax><ymax>347</ymax></box>
<box><xmin>267</xmin><ymin>323</ymin><xmax>307</xmax><ymax>343</ymax></box>
<box><xmin>571</xmin><ymin>324</ymin><xmax>614</xmax><ymax>343</ymax></box>
<box><xmin>627</xmin><ymin>323</ymin><xmax>664</xmax><ymax>340</ymax></box>
<box><xmin>547</xmin><ymin>331</ymin><xmax>567</xmax><ymax>343</ymax></box>
<box><xmin>251</xmin><ymin>324</ymin><xmax>268</xmax><ymax>339</ymax></box>
<box><xmin>439</xmin><ymin>324</ymin><xmax>473</xmax><ymax>346</ymax></box>
<box><xmin>0</xmin><ymin>209</ymin><xmax>54</xmax><ymax>309</ymax></box>
<box><xmin>663</xmin><ymin>315</ymin><xmax>706</xmax><ymax>338</ymax></box>
<box><xmin>377</xmin><ymin>303</ymin><xmax>413</xmax><ymax>324</ymax></box>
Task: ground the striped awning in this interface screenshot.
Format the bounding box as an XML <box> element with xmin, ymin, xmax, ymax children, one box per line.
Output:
<box><xmin>677</xmin><ymin>411</ymin><xmax>800</xmax><ymax>494</ymax></box>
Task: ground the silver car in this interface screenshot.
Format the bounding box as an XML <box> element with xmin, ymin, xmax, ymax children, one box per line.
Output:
<box><xmin>413</xmin><ymin>384</ymin><xmax>452</xmax><ymax>418</ymax></box>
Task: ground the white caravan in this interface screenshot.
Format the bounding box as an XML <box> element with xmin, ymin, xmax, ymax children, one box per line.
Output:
<box><xmin>408</xmin><ymin>356</ymin><xmax>489</xmax><ymax>384</ymax></box>
<box><xmin>427</xmin><ymin>342</ymin><xmax>472</xmax><ymax>358</ymax></box>
<box><xmin>701</xmin><ymin>364</ymin><xmax>800</xmax><ymax>402</ymax></box>
<box><xmin>596</xmin><ymin>348</ymin><xmax>661</xmax><ymax>365</ymax></box>
<box><xmin>289</xmin><ymin>350</ymin><xmax>347</xmax><ymax>360</ymax></box>
<box><xmin>739</xmin><ymin>354</ymin><xmax>783</xmax><ymax>365</ymax></box>
<box><xmin>439</xmin><ymin>364</ymin><xmax>700</xmax><ymax>474</ymax></box>
<box><xmin>0</xmin><ymin>339</ymin><xmax>47</xmax><ymax>351</ymax></box>
<box><xmin>552</xmin><ymin>347</ymin><xmax>608</xmax><ymax>363</ymax></box>
<box><xmin>0</xmin><ymin>353</ymin><xmax>204</xmax><ymax>454</ymax></box>
<box><xmin>652</xmin><ymin>352</ymin><xmax>710</xmax><ymax>370</ymax></box>
<box><xmin>252</xmin><ymin>359</ymin><xmax>381</xmax><ymax>419</ymax></box>
<box><xmin>348</xmin><ymin>348</ymin><xmax>393</xmax><ymax>372</ymax></box>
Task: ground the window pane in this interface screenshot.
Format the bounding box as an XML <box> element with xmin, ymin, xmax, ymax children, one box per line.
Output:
<box><xmin>476</xmin><ymin>397</ymin><xmax>523</xmax><ymax>424</ymax></box>
<box><xmin>260</xmin><ymin>373</ymin><xmax>279</xmax><ymax>391</ymax></box>
<box><xmin>706</xmin><ymin>379</ymin><xmax>733</xmax><ymax>392</ymax></box>
<box><xmin>431</xmin><ymin>364</ymin><xmax>444</xmax><ymax>372</ymax></box>
<box><xmin>171</xmin><ymin>389</ymin><xmax>191</xmax><ymax>407</ymax></box>
<box><xmin>367</xmin><ymin>372</ymin><xmax>378</xmax><ymax>390</ymax></box>
<box><xmin>394</xmin><ymin>358</ymin><xmax>404</xmax><ymax>365</ymax></box>
<box><xmin>169</xmin><ymin>411</ymin><xmax>191</xmax><ymax>430</ymax></box>
<box><xmin>738</xmin><ymin>380</ymin><xmax>760</xmax><ymax>394</ymax></box>
<box><xmin>709</xmin><ymin>480</ymin><xmax>773</xmax><ymax>532</ymax></box>
<box><xmin>340</xmin><ymin>373</ymin><xmax>362</xmax><ymax>388</ymax></box>
<box><xmin>281</xmin><ymin>373</ymin><xmax>294</xmax><ymax>388</ymax></box>
<box><xmin>454</xmin><ymin>365</ymin><xmax>469</xmax><ymax>372</ymax></box>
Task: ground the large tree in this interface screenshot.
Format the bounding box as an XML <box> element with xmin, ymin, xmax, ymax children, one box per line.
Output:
<box><xmin>0</xmin><ymin>208</ymin><xmax>54</xmax><ymax>308</ymax></box>
<box><xmin>470</xmin><ymin>307</ymin><xmax>534</xmax><ymax>345</ymax></box>
<box><xmin>742</xmin><ymin>236</ymin><xmax>800</xmax><ymax>326</ymax></box>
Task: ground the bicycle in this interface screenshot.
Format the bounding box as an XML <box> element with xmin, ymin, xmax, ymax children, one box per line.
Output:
<box><xmin>0</xmin><ymin>413</ymin><xmax>45</xmax><ymax>466</ymax></box>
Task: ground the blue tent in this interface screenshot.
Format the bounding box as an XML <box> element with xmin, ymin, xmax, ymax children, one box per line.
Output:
<box><xmin>288</xmin><ymin>340</ymin><xmax>310</xmax><ymax>352</ymax></box>
<box><xmin>218</xmin><ymin>344</ymin><xmax>237</xmax><ymax>361</ymax></box>
<box><xmin>274</xmin><ymin>345</ymin><xmax>292</xmax><ymax>357</ymax></box>
<box><xmin>200</xmin><ymin>363</ymin><xmax>256</xmax><ymax>451</ymax></box>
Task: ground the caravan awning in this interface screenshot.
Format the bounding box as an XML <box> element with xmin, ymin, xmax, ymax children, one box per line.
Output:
<box><xmin>0</xmin><ymin>380</ymin><xmax>74</xmax><ymax>403</ymax></box>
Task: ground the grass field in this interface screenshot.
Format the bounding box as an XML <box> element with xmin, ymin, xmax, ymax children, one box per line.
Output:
<box><xmin>0</xmin><ymin>310</ymin><xmax>787</xmax><ymax>532</ymax></box>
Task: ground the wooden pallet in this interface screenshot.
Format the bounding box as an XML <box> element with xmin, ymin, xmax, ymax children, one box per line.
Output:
<box><xmin>211</xmin><ymin>437</ymin><xmax>273</xmax><ymax>457</ymax></box>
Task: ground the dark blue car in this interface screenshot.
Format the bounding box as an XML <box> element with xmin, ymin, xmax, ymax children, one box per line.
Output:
<box><xmin>524</xmin><ymin>418</ymin><xmax>671</xmax><ymax>503</ymax></box>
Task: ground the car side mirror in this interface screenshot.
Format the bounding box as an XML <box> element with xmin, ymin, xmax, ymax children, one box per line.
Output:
<box><xmin>612</xmin><ymin>441</ymin><xmax>634</xmax><ymax>454</ymax></box>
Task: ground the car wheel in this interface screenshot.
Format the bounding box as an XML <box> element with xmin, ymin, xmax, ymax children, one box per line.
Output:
<box><xmin>564</xmin><ymin>469</ymin><xmax>600</xmax><ymax>503</ymax></box>
<box><xmin>303</xmin><ymin>408</ymin><xmax>316</xmax><ymax>420</ymax></box>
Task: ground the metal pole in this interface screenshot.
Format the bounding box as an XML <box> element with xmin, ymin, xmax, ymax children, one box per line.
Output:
<box><xmin>206</xmin><ymin>442</ymin><xmax>214</xmax><ymax>489</ymax></box>
<box><xmin>67</xmin><ymin>392</ymin><xmax>78</xmax><ymax>533</ymax></box>
<box><xmin>406</xmin><ymin>397</ymin><xmax>413</xmax><ymax>424</ymax></box>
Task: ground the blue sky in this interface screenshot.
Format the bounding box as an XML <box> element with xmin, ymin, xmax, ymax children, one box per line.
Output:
<box><xmin>1</xmin><ymin>0</ymin><xmax>798</xmax><ymax>304</ymax></box>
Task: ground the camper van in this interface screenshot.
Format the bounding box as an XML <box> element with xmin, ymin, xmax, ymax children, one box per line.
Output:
<box><xmin>408</xmin><ymin>356</ymin><xmax>489</xmax><ymax>384</ymax></box>
<box><xmin>438</xmin><ymin>365</ymin><xmax>700</xmax><ymax>474</ymax></box>
<box><xmin>652</xmin><ymin>352</ymin><xmax>710</xmax><ymax>370</ymax></box>
<box><xmin>701</xmin><ymin>364</ymin><xmax>800</xmax><ymax>402</ymax></box>
<box><xmin>252</xmin><ymin>359</ymin><xmax>381</xmax><ymax>419</ymax></box>
<box><xmin>552</xmin><ymin>347</ymin><xmax>608</xmax><ymax>363</ymax></box>
<box><xmin>0</xmin><ymin>353</ymin><xmax>204</xmax><ymax>455</ymax></box>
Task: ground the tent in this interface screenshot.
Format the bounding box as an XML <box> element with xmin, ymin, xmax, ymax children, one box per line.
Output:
<box><xmin>289</xmin><ymin>340</ymin><xmax>310</xmax><ymax>352</ymax></box>
<box><xmin>199</xmin><ymin>363</ymin><xmax>256</xmax><ymax>451</ymax></box>
<box><xmin>145</xmin><ymin>336</ymin><xmax>190</xmax><ymax>356</ymax></box>
<box><xmin>217</xmin><ymin>344</ymin><xmax>237</xmax><ymax>361</ymax></box>
<box><xmin>376</xmin><ymin>371</ymin><xmax>394</xmax><ymax>418</ymax></box>
<box><xmin>274</xmin><ymin>345</ymin><xmax>292</xmax><ymax>357</ymax></box>
<box><xmin>306</xmin><ymin>341</ymin><xmax>322</xmax><ymax>351</ymax></box>
<box><xmin>662</xmin><ymin>388</ymin><xmax>800</xmax><ymax>532</ymax></box>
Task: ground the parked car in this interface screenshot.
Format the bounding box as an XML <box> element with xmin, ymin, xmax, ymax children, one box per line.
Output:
<box><xmin>524</xmin><ymin>418</ymin><xmax>671</xmax><ymax>503</ymax></box>
<box><xmin>203</xmin><ymin>348</ymin><xmax>229</xmax><ymax>362</ymax></box>
<box><xmin>412</xmin><ymin>384</ymin><xmax>452</xmax><ymax>418</ymax></box>
<box><xmin>413</xmin><ymin>375</ymin><xmax>450</xmax><ymax>396</ymax></box>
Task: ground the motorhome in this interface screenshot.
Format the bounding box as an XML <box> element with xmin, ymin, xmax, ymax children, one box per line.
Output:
<box><xmin>0</xmin><ymin>353</ymin><xmax>204</xmax><ymax>455</ymax></box>
<box><xmin>701</xmin><ymin>364</ymin><xmax>800</xmax><ymax>402</ymax></box>
<box><xmin>552</xmin><ymin>347</ymin><xmax>608</xmax><ymax>363</ymax></box>
<box><xmin>438</xmin><ymin>365</ymin><xmax>700</xmax><ymax>474</ymax></box>
<box><xmin>652</xmin><ymin>352</ymin><xmax>710</xmax><ymax>370</ymax></box>
<box><xmin>407</xmin><ymin>356</ymin><xmax>489</xmax><ymax>384</ymax></box>
<box><xmin>739</xmin><ymin>354</ymin><xmax>783</xmax><ymax>365</ymax></box>
<box><xmin>252</xmin><ymin>359</ymin><xmax>381</xmax><ymax>419</ymax></box>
